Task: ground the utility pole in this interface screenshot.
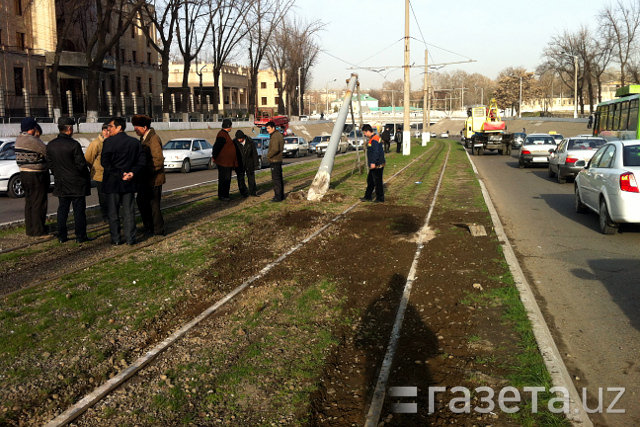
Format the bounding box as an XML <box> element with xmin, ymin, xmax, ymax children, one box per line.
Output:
<box><xmin>402</xmin><ymin>0</ymin><xmax>410</xmax><ymax>155</ymax></box>
<box><xmin>518</xmin><ymin>77</ymin><xmax>522</xmax><ymax>118</ymax></box>
<box><xmin>573</xmin><ymin>55</ymin><xmax>578</xmax><ymax>118</ymax></box>
<box><xmin>422</xmin><ymin>49</ymin><xmax>429</xmax><ymax>146</ymax></box>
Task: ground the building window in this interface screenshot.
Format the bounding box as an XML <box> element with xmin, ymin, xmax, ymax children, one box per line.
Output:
<box><xmin>136</xmin><ymin>76</ymin><xmax>142</xmax><ymax>94</ymax></box>
<box><xmin>132</xmin><ymin>51</ymin><xmax>137</xmax><ymax>63</ymax></box>
<box><xmin>275</xmin><ymin>96</ymin><xmax>281</xmax><ymax>105</ymax></box>
<box><xmin>36</xmin><ymin>69</ymin><xmax>46</xmax><ymax>95</ymax></box>
<box><xmin>123</xmin><ymin>75</ymin><xmax>130</xmax><ymax>95</ymax></box>
<box><xmin>274</xmin><ymin>82</ymin><xmax>280</xmax><ymax>89</ymax></box>
<box><xmin>15</xmin><ymin>0</ymin><xmax>22</xmax><ymax>15</ymax></box>
<box><xmin>16</xmin><ymin>32</ymin><xmax>25</xmax><ymax>50</ymax></box>
<box><xmin>147</xmin><ymin>52</ymin><xmax>151</xmax><ymax>64</ymax></box>
<box><xmin>131</xmin><ymin>24</ymin><xmax>135</xmax><ymax>38</ymax></box>
<box><xmin>261</xmin><ymin>97</ymin><xmax>267</xmax><ymax>106</ymax></box>
<box><xmin>14</xmin><ymin>67</ymin><xmax>23</xmax><ymax>95</ymax></box>
<box><xmin>260</xmin><ymin>82</ymin><xmax>266</xmax><ymax>89</ymax></box>
<box><xmin>149</xmin><ymin>78</ymin><xmax>153</xmax><ymax>94</ymax></box>
<box><xmin>0</xmin><ymin>30</ymin><xmax>3</xmax><ymax>46</ymax></box>
<box><xmin>120</xmin><ymin>49</ymin><xmax>126</xmax><ymax>62</ymax></box>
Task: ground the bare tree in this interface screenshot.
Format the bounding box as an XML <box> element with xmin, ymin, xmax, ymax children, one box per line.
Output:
<box><xmin>245</xmin><ymin>0</ymin><xmax>293</xmax><ymax>116</ymax></box>
<box><xmin>176</xmin><ymin>0</ymin><xmax>212</xmax><ymax>113</ymax></box>
<box><xmin>599</xmin><ymin>0</ymin><xmax>640</xmax><ymax>86</ymax></box>
<box><xmin>208</xmin><ymin>0</ymin><xmax>253</xmax><ymax>115</ymax></box>
<box><xmin>493</xmin><ymin>67</ymin><xmax>536</xmax><ymax>116</ymax></box>
<box><xmin>138</xmin><ymin>0</ymin><xmax>181</xmax><ymax>121</ymax></box>
<box><xmin>542</xmin><ymin>30</ymin><xmax>587</xmax><ymax>113</ymax></box>
<box><xmin>84</xmin><ymin>0</ymin><xmax>146</xmax><ymax>121</ymax></box>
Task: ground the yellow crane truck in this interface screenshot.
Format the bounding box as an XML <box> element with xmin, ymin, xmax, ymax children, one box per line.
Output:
<box><xmin>462</xmin><ymin>99</ymin><xmax>512</xmax><ymax>155</ymax></box>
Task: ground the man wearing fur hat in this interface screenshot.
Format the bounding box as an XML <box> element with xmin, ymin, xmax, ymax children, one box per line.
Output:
<box><xmin>15</xmin><ymin>117</ymin><xmax>49</xmax><ymax>236</ymax></box>
<box><xmin>132</xmin><ymin>115</ymin><xmax>165</xmax><ymax>236</ymax></box>
<box><xmin>233</xmin><ymin>130</ymin><xmax>259</xmax><ymax>197</ymax></box>
<box><xmin>85</xmin><ymin>123</ymin><xmax>110</xmax><ymax>222</ymax></box>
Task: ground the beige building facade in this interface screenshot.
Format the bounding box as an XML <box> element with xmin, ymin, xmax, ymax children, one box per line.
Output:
<box><xmin>0</xmin><ymin>0</ymin><xmax>161</xmax><ymax>119</ymax></box>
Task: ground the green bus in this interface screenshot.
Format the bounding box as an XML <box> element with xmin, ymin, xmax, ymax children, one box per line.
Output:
<box><xmin>593</xmin><ymin>85</ymin><xmax>640</xmax><ymax>140</ymax></box>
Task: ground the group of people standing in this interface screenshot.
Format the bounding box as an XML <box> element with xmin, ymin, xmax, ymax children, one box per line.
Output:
<box><xmin>15</xmin><ymin>116</ymin><xmax>383</xmax><ymax>244</ymax></box>
<box><xmin>16</xmin><ymin>115</ymin><xmax>166</xmax><ymax>245</ymax></box>
<box><xmin>211</xmin><ymin>119</ymin><xmax>285</xmax><ymax>203</ymax></box>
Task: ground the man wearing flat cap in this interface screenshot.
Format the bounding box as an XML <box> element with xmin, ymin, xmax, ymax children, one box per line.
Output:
<box><xmin>132</xmin><ymin>114</ymin><xmax>165</xmax><ymax>236</ymax></box>
<box><xmin>233</xmin><ymin>130</ymin><xmax>259</xmax><ymax>197</ymax></box>
<box><xmin>15</xmin><ymin>117</ymin><xmax>49</xmax><ymax>236</ymax></box>
<box><xmin>211</xmin><ymin>118</ymin><xmax>238</xmax><ymax>201</ymax></box>
<box><xmin>46</xmin><ymin>117</ymin><xmax>91</xmax><ymax>243</ymax></box>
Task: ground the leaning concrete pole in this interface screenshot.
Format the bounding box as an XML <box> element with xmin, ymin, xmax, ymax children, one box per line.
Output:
<box><xmin>402</xmin><ymin>0</ymin><xmax>411</xmax><ymax>155</ymax></box>
<box><xmin>307</xmin><ymin>74</ymin><xmax>358</xmax><ymax>201</ymax></box>
<box><xmin>422</xmin><ymin>49</ymin><xmax>430</xmax><ymax>146</ymax></box>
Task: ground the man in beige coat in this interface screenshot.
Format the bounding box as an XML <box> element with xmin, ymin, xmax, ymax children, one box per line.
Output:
<box><xmin>84</xmin><ymin>123</ymin><xmax>110</xmax><ymax>222</ymax></box>
<box><xmin>132</xmin><ymin>115</ymin><xmax>166</xmax><ymax>236</ymax></box>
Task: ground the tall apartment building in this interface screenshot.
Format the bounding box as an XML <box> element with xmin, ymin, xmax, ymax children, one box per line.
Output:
<box><xmin>0</xmin><ymin>0</ymin><xmax>161</xmax><ymax>119</ymax></box>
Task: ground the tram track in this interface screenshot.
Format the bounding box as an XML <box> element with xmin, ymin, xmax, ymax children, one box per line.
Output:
<box><xmin>37</xmin><ymin>142</ymin><xmax>446</xmax><ymax>426</ymax></box>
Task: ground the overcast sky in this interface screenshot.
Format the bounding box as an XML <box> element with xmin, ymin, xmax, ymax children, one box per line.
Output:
<box><xmin>293</xmin><ymin>0</ymin><xmax>605</xmax><ymax>90</ymax></box>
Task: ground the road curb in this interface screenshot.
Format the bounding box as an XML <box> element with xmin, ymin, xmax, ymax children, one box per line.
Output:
<box><xmin>464</xmin><ymin>147</ymin><xmax>593</xmax><ymax>426</ymax></box>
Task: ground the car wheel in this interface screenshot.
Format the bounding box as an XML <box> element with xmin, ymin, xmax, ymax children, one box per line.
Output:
<box><xmin>258</xmin><ymin>157</ymin><xmax>263</xmax><ymax>170</ymax></box>
<box><xmin>8</xmin><ymin>174</ymin><xmax>24</xmax><ymax>198</ymax></box>
<box><xmin>599</xmin><ymin>199</ymin><xmax>618</xmax><ymax>234</ymax></box>
<box><xmin>181</xmin><ymin>159</ymin><xmax>191</xmax><ymax>173</ymax></box>
<box><xmin>207</xmin><ymin>158</ymin><xmax>215</xmax><ymax>170</ymax></box>
<box><xmin>548</xmin><ymin>165</ymin><xmax>556</xmax><ymax>178</ymax></box>
<box><xmin>518</xmin><ymin>159</ymin><xmax>525</xmax><ymax>169</ymax></box>
<box><xmin>575</xmin><ymin>186</ymin><xmax>588</xmax><ymax>214</ymax></box>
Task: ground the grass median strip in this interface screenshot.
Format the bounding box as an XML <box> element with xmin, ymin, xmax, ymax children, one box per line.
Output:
<box><xmin>0</xmin><ymin>145</ymin><xmax>429</xmax><ymax>424</ymax></box>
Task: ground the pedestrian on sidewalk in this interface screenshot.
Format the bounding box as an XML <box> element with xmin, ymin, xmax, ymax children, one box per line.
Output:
<box><xmin>101</xmin><ymin>117</ymin><xmax>146</xmax><ymax>245</ymax></box>
<box><xmin>394</xmin><ymin>129</ymin><xmax>403</xmax><ymax>153</ymax></box>
<box><xmin>360</xmin><ymin>124</ymin><xmax>385</xmax><ymax>203</ymax></box>
<box><xmin>85</xmin><ymin>123</ymin><xmax>110</xmax><ymax>222</ymax></box>
<box><xmin>234</xmin><ymin>130</ymin><xmax>259</xmax><ymax>197</ymax></box>
<box><xmin>211</xmin><ymin>119</ymin><xmax>238</xmax><ymax>201</ymax></box>
<box><xmin>46</xmin><ymin>117</ymin><xmax>91</xmax><ymax>243</ymax></box>
<box><xmin>15</xmin><ymin>117</ymin><xmax>49</xmax><ymax>236</ymax></box>
<box><xmin>266</xmin><ymin>121</ymin><xmax>285</xmax><ymax>202</ymax></box>
<box><xmin>132</xmin><ymin>115</ymin><xmax>166</xmax><ymax>236</ymax></box>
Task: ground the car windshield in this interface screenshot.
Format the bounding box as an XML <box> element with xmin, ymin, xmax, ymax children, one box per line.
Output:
<box><xmin>164</xmin><ymin>140</ymin><xmax>191</xmax><ymax>150</ymax></box>
<box><xmin>525</xmin><ymin>136</ymin><xmax>555</xmax><ymax>145</ymax></box>
<box><xmin>312</xmin><ymin>136</ymin><xmax>322</xmax><ymax>143</ymax></box>
<box><xmin>623</xmin><ymin>145</ymin><xmax>640</xmax><ymax>166</ymax></box>
<box><xmin>568</xmin><ymin>139</ymin><xmax>606</xmax><ymax>150</ymax></box>
<box><xmin>284</xmin><ymin>138</ymin><xmax>297</xmax><ymax>144</ymax></box>
<box><xmin>0</xmin><ymin>147</ymin><xmax>15</xmax><ymax>160</ymax></box>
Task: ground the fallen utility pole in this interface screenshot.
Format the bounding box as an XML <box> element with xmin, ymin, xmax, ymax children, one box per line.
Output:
<box><xmin>307</xmin><ymin>74</ymin><xmax>358</xmax><ymax>201</ymax></box>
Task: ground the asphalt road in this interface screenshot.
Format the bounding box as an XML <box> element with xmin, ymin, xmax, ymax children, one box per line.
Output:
<box><xmin>0</xmin><ymin>152</ymin><xmax>321</xmax><ymax>224</ymax></box>
<box><xmin>472</xmin><ymin>146</ymin><xmax>640</xmax><ymax>426</ymax></box>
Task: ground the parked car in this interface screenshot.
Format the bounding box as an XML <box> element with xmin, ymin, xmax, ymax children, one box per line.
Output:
<box><xmin>0</xmin><ymin>137</ymin><xmax>16</xmax><ymax>155</ymax></box>
<box><xmin>253</xmin><ymin>135</ymin><xmax>270</xmax><ymax>169</ymax></box>
<box><xmin>574</xmin><ymin>140</ymin><xmax>640</xmax><ymax>234</ymax></box>
<box><xmin>440</xmin><ymin>131</ymin><xmax>450</xmax><ymax>138</ymax></box>
<box><xmin>283</xmin><ymin>136</ymin><xmax>309</xmax><ymax>157</ymax></box>
<box><xmin>163</xmin><ymin>138</ymin><xmax>214</xmax><ymax>173</ymax></box>
<box><xmin>314</xmin><ymin>135</ymin><xmax>348</xmax><ymax>157</ymax></box>
<box><xmin>0</xmin><ymin>141</ymin><xmax>54</xmax><ymax>198</ymax></box>
<box><xmin>511</xmin><ymin>132</ymin><xmax>526</xmax><ymax>149</ymax></box>
<box><xmin>518</xmin><ymin>134</ymin><xmax>556</xmax><ymax>167</ymax></box>
<box><xmin>548</xmin><ymin>137</ymin><xmax>606</xmax><ymax>183</ymax></box>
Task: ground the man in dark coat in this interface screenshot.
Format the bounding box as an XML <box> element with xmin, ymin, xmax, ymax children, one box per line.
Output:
<box><xmin>15</xmin><ymin>117</ymin><xmax>49</xmax><ymax>236</ymax></box>
<box><xmin>380</xmin><ymin>129</ymin><xmax>391</xmax><ymax>153</ymax></box>
<box><xmin>361</xmin><ymin>124</ymin><xmax>385</xmax><ymax>203</ymax></box>
<box><xmin>101</xmin><ymin>117</ymin><xmax>146</xmax><ymax>245</ymax></box>
<box><xmin>233</xmin><ymin>130</ymin><xmax>259</xmax><ymax>197</ymax></box>
<box><xmin>46</xmin><ymin>117</ymin><xmax>91</xmax><ymax>243</ymax></box>
<box><xmin>132</xmin><ymin>114</ymin><xmax>166</xmax><ymax>236</ymax></box>
<box><xmin>394</xmin><ymin>128</ymin><xmax>403</xmax><ymax>153</ymax></box>
<box><xmin>211</xmin><ymin>118</ymin><xmax>238</xmax><ymax>201</ymax></box>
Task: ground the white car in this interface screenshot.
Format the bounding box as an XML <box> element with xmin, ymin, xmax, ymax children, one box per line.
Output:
<box><xmin>283</xmin><ymin>136</ymin><xmax>309</xmax><ymax>157</ymax></box>
<box><xmin>574</xmin><ymin>140</ymin><xmax>640</xmax><ymax>234</ymax></box>
<box><xmin>548</xmin><ymin>137</ymin><xmax>606</xmax><ymax>183</ymax></box>
<box><xmin>314</xmin><ymin>135</ymin><xmax>348</xmax><ymax>157</ymax></box>
<box><xmin>0</xmin><ymin>141</ymin><xmax>54</xmax><ymax>198</ymax></box>
<box><xmin>518</xmin><ymin>134</ymin><xmax>556</xmax><ymax>167</ymax></box>
<box><xmin>163</xmin><ymin>138</ymin><xmax>214</xmax><ymax>173</ymax></box>
<box><xmin>440</xmin><ymin>132</ymin><xmax>449</xmax><ymax>138</ymax></box>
